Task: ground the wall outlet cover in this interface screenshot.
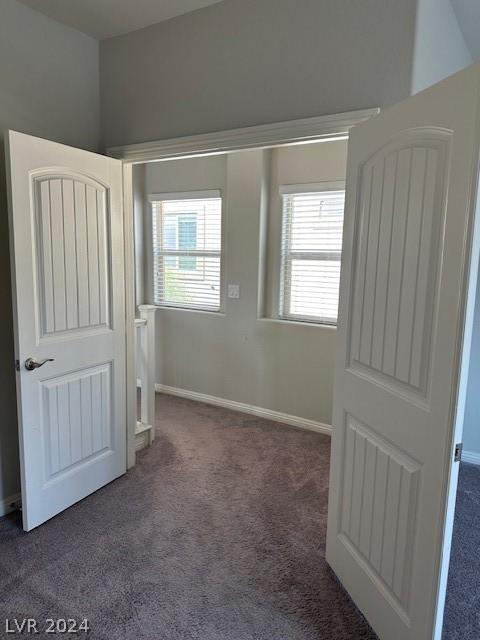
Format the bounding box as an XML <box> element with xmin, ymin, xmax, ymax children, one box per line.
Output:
<box><xmin>228</xmin><ymin>284</ymin><xmax>240</xmax><ymax>299</ymax></box>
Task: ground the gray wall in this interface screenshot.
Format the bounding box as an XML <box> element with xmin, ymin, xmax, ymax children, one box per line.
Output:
<box><xmin>140</xmin><ymin>140</ymin><xmax>347</xmax><ymax>425</ymax></box>
<box><xmin>0</xmin><ymin>0</ymin><xmax>101</xmax><ymax>506</ymax></box>
<box><xmin>100</xmin><ymin>0</ymin><xmax>418</xmax><ymax>148</ymax></box>
<box><xmin>133</xmin><ymin>164</ymin><xmax>147</xmax><ymax>307</ymax></box>
<box><xmin>411</xmin><ymin>0</ymin><xmax>472</xmax><ymax>94</ymax></box>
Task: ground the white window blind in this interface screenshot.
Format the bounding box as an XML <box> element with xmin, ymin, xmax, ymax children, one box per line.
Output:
<box><xmin>152</xmin><ymin>194</ymin><xmax>222</xmax><ymax>311</ymax></box>
<box><xmin>280</xmin><ymin>188</ymin><xmax>345</xmax><ymax>324</ymax></box>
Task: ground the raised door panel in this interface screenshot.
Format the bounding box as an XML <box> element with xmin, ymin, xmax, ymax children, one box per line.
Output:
<box><xmin>348</xmin><ymin>130</ymin><xmax>451</xmax><ymax>400</ymax></box>
<box><xmin>340</xmin><ymin>415</ymin><xmax>420</xmax><ymax>621</ymax></box>
<box><xmin>42</xmin><ymin>363</ymin><xmax>112</xmax><ymax>481</ymax></box>
<box><xmin>34</xmin><ymin>173</ymin><xmax>111</xmax><ymax>340</ymax></box>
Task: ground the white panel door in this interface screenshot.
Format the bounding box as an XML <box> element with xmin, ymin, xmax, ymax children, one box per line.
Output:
<box><xmin>327</xmin><ymin>65</ymin><xmax>480</xmax><ymax>640</ymax></box>
<box><xmin>6</xmin><ymin>130</ymin><xmax>126</xmax><ymax>531</ymax></box>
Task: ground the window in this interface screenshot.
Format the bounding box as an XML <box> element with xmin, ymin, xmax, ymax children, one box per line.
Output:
<box><xmin>151</xmin><ymin>192</ymin><xmax>222</xmax><ymax>311</ymax></box>
<box><xmin>279</xmin><ymin>186</ymin><xmax>345</xmax><ymax>324</ymax></box>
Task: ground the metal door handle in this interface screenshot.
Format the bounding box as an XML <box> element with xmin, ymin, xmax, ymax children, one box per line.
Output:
<box><xmin>24</xmin><ymin>357</ymin><xmax>55</xmax><ymax>371</ymax></box>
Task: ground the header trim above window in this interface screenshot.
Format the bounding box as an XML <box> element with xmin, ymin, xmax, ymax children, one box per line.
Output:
<box><xmin>148</xmin><ymin>189</ymin><xmax>221</xmax><ymax>202</ymax></box>
<box><xmin>279</xmin><ymin>181</ymin><xmax>345</xmax><ymax>196</ymax></box>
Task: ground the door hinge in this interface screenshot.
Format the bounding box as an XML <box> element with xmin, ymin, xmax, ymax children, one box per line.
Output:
<box><xmin>454</xmin><ymin>443</ymin><xmax>463</xmax><ymax>463</ymax></box>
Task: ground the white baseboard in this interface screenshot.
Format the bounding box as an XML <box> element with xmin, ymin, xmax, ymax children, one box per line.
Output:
<box><xmin>462</xmin><ymin>450</ymin><xmax>480</xmax><ymax>466</ymax></box>
<box><xmin>155</xmin><ymin>383</ymin><xmax>331</xmax><ymax>436</ymax></box>
<box><xmin>0</xmin><ymin>492</ymin><xmax>21</xmax><ymax>518</ymax></box>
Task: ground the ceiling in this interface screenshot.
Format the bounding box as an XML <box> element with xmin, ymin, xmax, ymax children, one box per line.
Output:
<box><xmin>17</xmin><ymin>0</ymin><xmax>226</xmax><ymax>40</ymax></box>
<box><xmin>451</xmin><ymin>0</ymin><xmax>480</xmax><ymax>60</ymax></box>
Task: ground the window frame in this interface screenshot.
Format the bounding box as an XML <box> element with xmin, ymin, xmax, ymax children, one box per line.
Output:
<box><xmin>278</xmin><ymin>181</ymin><xmax>345</xmax><ymax>326</ymax></box>
<box><xmin>149</xmin><ymin>189</ymin><xmax>225</xmax><ymax>313</ymax></box>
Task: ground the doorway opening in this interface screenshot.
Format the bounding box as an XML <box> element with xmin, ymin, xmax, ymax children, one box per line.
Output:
<box><xmin>131</xmin><ymin>138</ymin><xmax>348</xmax><ymax>451</ymax></box>
<box><xmin>126</xmin><ymin>136</ymin><xmax>385</xmax><ymax>638</ymax></box>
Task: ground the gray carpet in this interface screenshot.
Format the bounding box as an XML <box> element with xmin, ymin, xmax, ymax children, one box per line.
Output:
<box><xmin>443</xmin><ymin>462</ymin><xmax>480</xmax><ymax>640</ymax></box>
<box><xmin>0</xmin><ymin>393</ymin><xmax>377</xmax><ymax>639</ymax></box>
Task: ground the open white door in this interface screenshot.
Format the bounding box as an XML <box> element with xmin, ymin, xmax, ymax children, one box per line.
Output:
<box><xmin>327</xmin><ymin>64</ymin><xmax>480</xmax><ymax>640</ymax></box>
<box><xmin>6</xmin><ymin>131</ymin><xmax>126</xmax><ymax>531</ymax></box>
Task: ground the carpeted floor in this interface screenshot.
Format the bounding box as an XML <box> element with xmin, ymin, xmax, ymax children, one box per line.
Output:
<box><xmin>443</xmin><ymin>462</ymin><xmax>480</xmax><ymax>640</ymax></box>
<box><xmin>0</xmin><ymin>393</ymin><xmax>377</xmax><ymax>639</ymax></box>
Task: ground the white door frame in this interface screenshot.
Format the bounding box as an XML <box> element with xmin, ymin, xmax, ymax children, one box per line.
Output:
<box><xmin>122</xmin><ymin>163</ymin><xmax>137</xmax><ymax>469</ymax></box>
<box><xmin>115</xmin><ymin>108</ymin><xmax>379</xmax><ymax>470</ymax></box>
<box><xmin>108</xmin><ymin>109</ymin><xmax>379</xmax><ymax>163</ymax></box>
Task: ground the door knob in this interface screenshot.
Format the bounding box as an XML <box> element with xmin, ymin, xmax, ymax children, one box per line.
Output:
<box><xmin>24</xmin><ymin>357</ymin><xmax>55</xmax><ymax>371</ymax></box>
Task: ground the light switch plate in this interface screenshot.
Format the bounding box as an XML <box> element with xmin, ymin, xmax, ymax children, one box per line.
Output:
<box><xmin>227</xmin><ymin>284</ymin><xmax>240</xmax><ymax>299</ymax></box>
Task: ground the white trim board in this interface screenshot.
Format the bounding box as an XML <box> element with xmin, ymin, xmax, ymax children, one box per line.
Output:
<box><xmin>148</xmin><ymin>189</ymin><xmax>221</xmax><ymax>201</ymax></box>
<box><xmin>462</xmin><ymin>450</ymin><xmax>480</xmax><ymax>465</ymax></box>
<box><xmin>279</xmin><ymin>180</ymin><xmax>345</xmax><ymax>195</ymax></box>
<box><xmin>0</xmin><ymin>492</ymin><xmax>21</xmax><ymax>518</ymax></box>
<box><xmin>107</xmin><ymin>109</ymin><xmax>379</xmax><ymax>163</ymax></box>
<box><xmin>156</xmin><ymin>384</ymin><xmax>332</xmax><ymax>436</ymax></box>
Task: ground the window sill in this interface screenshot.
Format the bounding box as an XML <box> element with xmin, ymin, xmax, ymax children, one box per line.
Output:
<box><xmin>257</xmin><ymin>317</ymin><xmax>337</xmax><ymax>330</ymax></box>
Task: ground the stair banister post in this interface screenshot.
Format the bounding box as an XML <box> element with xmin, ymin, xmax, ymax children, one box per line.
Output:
<box><xmin>138</xmin><ymin>305</ymin><xmax>157</xmax><ymax>443</ymax></box>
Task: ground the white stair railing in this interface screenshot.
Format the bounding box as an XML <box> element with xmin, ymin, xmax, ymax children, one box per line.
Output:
<box><xmin>135</xmin><ymin>304</ymin><xmax>157</xmax><ymax>451</ymax></box>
